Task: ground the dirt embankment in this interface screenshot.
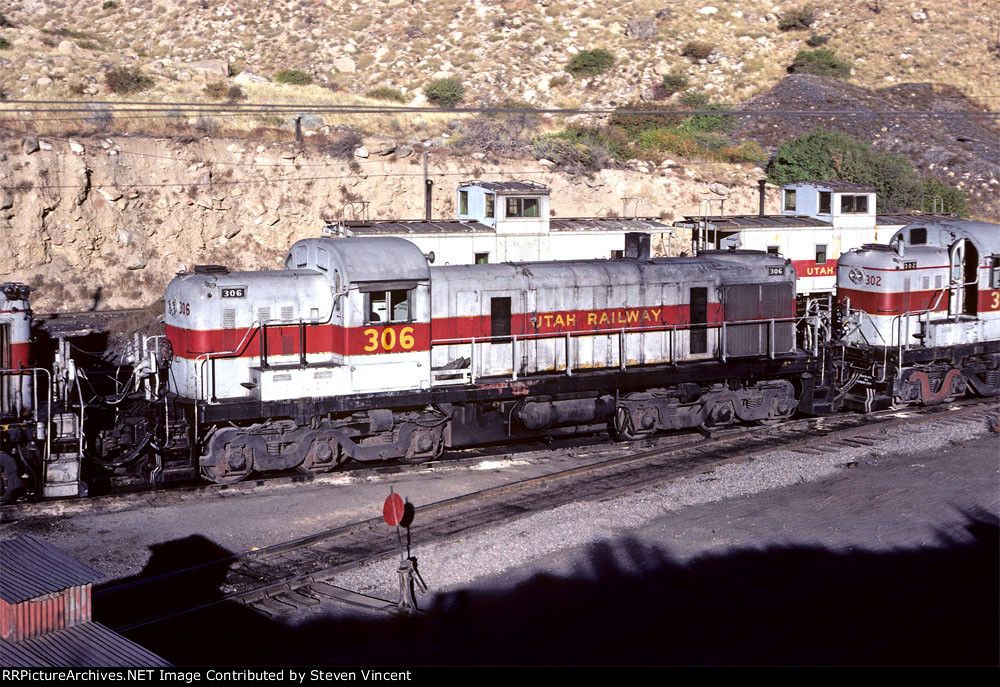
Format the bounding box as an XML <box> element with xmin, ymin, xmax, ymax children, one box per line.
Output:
<box><xmin>0</xmin><ymin>133</ymin><xmax>774</xmax><ymax>311</ymax></box>
<box><xmin>734</xmin><ymin>74</ymin><xmax>1000</xmax><ymax>217</ymax></box>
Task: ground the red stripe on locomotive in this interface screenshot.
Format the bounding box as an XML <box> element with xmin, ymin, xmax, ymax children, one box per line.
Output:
<box><xmin>837</xmin><ymin>287</ymin><xmax>948</xmax><ymax>314</ymax></box>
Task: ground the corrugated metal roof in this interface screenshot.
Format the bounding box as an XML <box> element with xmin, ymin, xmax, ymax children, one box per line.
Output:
<box><xmin>328</xmin><ymin>219</ymin><xmax>495</xmax><ymax>235</ymax></box>
<box><xmin>876</xmin><ymin>213</ymin><xmax>957</xmax><ymax>225</ymax></box>
<box><xmin>0</xmin><ymin>536</ymin><xmax>103</xmax><ymax>603</ymax></box>
<box><xmin>786</xmin><ymin>180</ymin><xmax>876</xmax><ymax>192</ymax></box>
<box><xmin>677</xmin><ymin>215</ymin><xmax>832</xmax><ymax>229</ymax></box>
<box><xmin>0</xmin><ymin>622</ymin><xmax>171</xmax><ymax>667</ymax></box>
<box><xmin>548</xmin><ymin>218</ymin><xmax>672</xmax><ymax>232</ymax></box>
<box><xmin>458</xmin><ymin>180</ymin><xmax>550</xmax><ymax>194</ymax></box>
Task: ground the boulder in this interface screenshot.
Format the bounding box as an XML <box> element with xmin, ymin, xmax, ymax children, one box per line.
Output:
<box><xmin>626</xmin><ymin>18</ymin><xmax>657</xmax><ymax>39</ymax></box>
<box><xmin>188</xmin><ymin>59</ymin><xmax>230</xmax><ymax>78</ymax></box>
<box><xmin>333</xmin><ymin>57</ymin><xmax>356</xmax><ymax>73</ymax></box>
<box><xmin>364</xmin><ymin>136</ymin><xmax>397</xmax><ymax>156</ymax></box>
<box><xmin>234</xmin><ymin>71</ymin><xmax>269</xmax><ymax>84</ymax></box>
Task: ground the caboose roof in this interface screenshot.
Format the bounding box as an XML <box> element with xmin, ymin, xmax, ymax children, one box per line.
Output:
<box><xmin>876</xmin><ymin>213</ymin><xmax>957</xmax><ymax>226</ymax></box>
<box><xmin>457</xmin><ymin>181</ymin><xmax>550</xmax><ymax>194</ymax></box>
<box><xmin>0</xmin><ymin>535</ymin><xmax>103</xmax><ymax>603</ymax></box>
<box><xmin>678</xmin><ymin>215</ymin><xmax>831</xmax><ymax>229</ymax></box>
<box><xmin>785</xmin><ymin>180</ymin><xmax>875</xmax><ymax>193</ymax></box>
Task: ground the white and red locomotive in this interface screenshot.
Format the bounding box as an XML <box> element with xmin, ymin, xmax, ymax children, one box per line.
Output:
<box><xmin>159</xmin><ymin>237</ymin><xmax>835</xmax><ymax>483</ymax></box>
<box><xmin>836</xmin><ymin>218</ymin><xmax>1000</xmax><ymax>410</ymax></box>
<box><xmin>1</xmin><ymin>284</ymin><xmax>86</xmax><ymax>502</ymax></box>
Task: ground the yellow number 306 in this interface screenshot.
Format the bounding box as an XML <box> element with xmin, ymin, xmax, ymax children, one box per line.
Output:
<box><xmin>362</xmin><ymin>326</ymin><xmax>416</xmax><ymax>353</ymax></box>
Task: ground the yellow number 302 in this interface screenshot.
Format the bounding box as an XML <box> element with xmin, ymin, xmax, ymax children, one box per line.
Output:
<box><xmin>362</xmin><ymin>326</ymin><xmax>416</xmax><ymax>353</ymax></box>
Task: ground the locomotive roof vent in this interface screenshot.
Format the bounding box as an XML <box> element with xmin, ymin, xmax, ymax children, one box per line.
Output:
<box><xmin>193</xmin><ymin>264</ymin><xmax>230</xmax><ymax>274</ymax></box>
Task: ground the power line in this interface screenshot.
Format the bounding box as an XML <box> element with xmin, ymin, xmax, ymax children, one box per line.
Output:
<box><xmin>1</xmin><ymin>100</ymin><xmax>998</xmax><ymax>118</ymax></box>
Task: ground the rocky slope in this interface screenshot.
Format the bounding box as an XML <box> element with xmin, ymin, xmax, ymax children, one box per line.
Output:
<box><xmin>0</xmin><ymin>131</ymin><xmax>773</xmax><ymax>311</ymax></box>
<box><xmin>1</xmin><ymin>1</ymin><xmax>996</xmax><ymax>108</ymax></box>
<box><xmin>733</xmin><ymin>74</ymin><xmax>1000</xmax><ymax>214</ymax></box>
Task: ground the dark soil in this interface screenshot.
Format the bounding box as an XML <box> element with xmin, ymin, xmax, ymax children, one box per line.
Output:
<box><xmin>733</xmin><ymin>74</ymin><xmax>999</xmax><ymax>218</ymax></box>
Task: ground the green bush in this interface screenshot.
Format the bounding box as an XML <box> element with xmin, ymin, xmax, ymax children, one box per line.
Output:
<box><xmin>681</xmin><ymin>102</ymin><xmax>734</xmax><ymax>134</ymax></box>
<box><xmin>0</xmin><ymin>36</ymin><xmax>10</xmax><ymax>50</ymax></box>
<box><xmin>778</xmin><ymin>6</ymin><xmax>817</xmax><ymax>31</ymax></box>
<box><xmin>532</xmin><ymin>135</ymin><xmax>611</xmax><ymax>173</ymax></box>
<box><xmin>274</xmin><ymin>69</ymin><xmax>313</xmax><ymax>85</ymax></box>
<box><xmin>104</xmin><ymin>66</ymin><xmax>153</xmax><ymax>94</ymax></box>
<box><xmin>423</xmin><ymin>77</ymin><xmax>465</xmax><ymax>107</ymax></box>
<box><xmin>0</xmin><ymin>13</ymin><xmax>12</xmax><ymax>28</ymax></box>
<box><xmin>102</xmin><ymin>1</ymin><xmax>119</xmax><ymax>9</ymax></box>
<box><xmin>565</xmin><ymin>49</ymin><xmax>616</xmax><ymax>77</ymax></box>
<box><xmin>681</xmin><ymin>41</ymin><xmax>714</xmax><ymax>61</ymax></box>
<box><xmin>609</xmin><ymin>103</ymin><xmax>684</xmax><ymax>138</ymax></box>
<box><xmin>205</xmin><ymin>80</ymin><xmax>229</xmax><ymax>99</ymax></box>
<box><xmin>806</xmin><ymin>34</ymin><xmax>830</xmax><ymax>47</ymax></box>
<box><xmin>661</xmin><ymin>72</ymin><xmax>689</xmax><ymax>95</ymax></box>
<box><xmin>920</xmin><ymin>178</ymin><xmax>968</xmax><ymax>216</ymax></box>
<box><xmin>788</xmin><ymin>49</ymin><xmax>851</xmax><ymax>78</ymax></box>
<box><xmin>767</xmin><ymin>128</ymin><xmax>966</xmax><ymax>214</ymax></box>
<box><xmin>366</xmin><ymin>86</ymin><xmax>407</xmax><ymax>103</ymax></box>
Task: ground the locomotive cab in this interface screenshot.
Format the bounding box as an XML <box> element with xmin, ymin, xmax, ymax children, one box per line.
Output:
<box><xmin>837</xmin><ymin>219</ymin><xmax>1000</xmax><ymax>409</ymax></box>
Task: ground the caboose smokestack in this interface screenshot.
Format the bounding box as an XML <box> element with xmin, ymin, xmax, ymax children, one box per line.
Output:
<box><xmin>758</xmin><ymin>179</ymin><xmax>766</xmax><ymax>217</ymax></box>
<box><xmin>424</xmin><ymin>179</ymin><xmax>433</xmax><ymax>221</ymax></box>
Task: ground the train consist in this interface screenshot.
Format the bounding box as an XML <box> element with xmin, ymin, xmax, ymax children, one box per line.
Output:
<box><xmin>1</xmin><ymin>217</ymin><xmax>998</xmax><ymax>500</ymax></box>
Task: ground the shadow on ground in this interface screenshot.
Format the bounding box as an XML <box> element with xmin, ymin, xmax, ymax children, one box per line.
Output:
<box><xmin>94</xmin><ymin>510</ymin><xmax>998</xmax><ymax>666</ymax></box>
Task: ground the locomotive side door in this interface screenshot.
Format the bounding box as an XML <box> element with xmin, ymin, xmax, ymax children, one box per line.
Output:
<box><xmin>948</xmin><ymin>239</ymin><xmax>965</xmax><ymax>319</ymax></box>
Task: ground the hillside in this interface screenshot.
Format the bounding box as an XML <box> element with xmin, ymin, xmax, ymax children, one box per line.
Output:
<box><xmin>733</xmin><ymin>75</ymin><xmax>1000</xmax><ymax>215</ymax></box>
<box><xmin>1</xmin><ymin>1</ymin><xmax>996</xmax><ymax>108</ymax></box>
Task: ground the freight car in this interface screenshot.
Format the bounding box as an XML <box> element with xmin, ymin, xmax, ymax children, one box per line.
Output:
<box><xmin>150</xmin><ymin>237</ymin><xmax>837</xmax><ymax>484</ymax></box>
<box><xmin>836</xmin><ymin>218</ymin><xmax>1000</xmax><ymax>411</ymax></box>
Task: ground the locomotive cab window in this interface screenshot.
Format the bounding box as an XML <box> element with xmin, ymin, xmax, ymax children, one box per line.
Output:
<box><xmin>909</xmin><ymin>227</ymin><xmax>927</xmax><ymax>245</ymax></box>
<box><xmin>365</xmin><ymin>289</ymin><xmax>412</xmax><ymax>324</ymax></box>
<box><xmin>506</xmin><ymin>197</ymin><xmax>539</xmax><ymax>218</ymax></box>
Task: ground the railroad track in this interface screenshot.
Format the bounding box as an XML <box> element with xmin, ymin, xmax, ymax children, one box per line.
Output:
<box><xmin>92</xmin><ymin>396</ymin><xmax>999</xmax><ymax>631</ymax></box>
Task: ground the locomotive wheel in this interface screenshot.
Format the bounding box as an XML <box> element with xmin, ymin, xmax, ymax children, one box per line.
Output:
<box><xmin>201</xmin><ymin>433</ymin><xmax>254</xmax><ymax>484</ymax></box>
<box><xmin>296</xmin><ymin>437</ymin><xmax>341</xmax><ymax>474</ymax></box>
<box><xmin>399</xmin><ymin>428</ymin><xmax>443</xmax><ymax>465</ymax></box>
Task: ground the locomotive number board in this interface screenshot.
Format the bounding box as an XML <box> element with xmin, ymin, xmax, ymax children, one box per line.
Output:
<box><xmin>221</xmin><ymin>286</ymin><xmax>247</xmax><ymax>299</ymax></box>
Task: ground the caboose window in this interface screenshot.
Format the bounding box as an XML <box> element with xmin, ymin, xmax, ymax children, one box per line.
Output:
<box><xmin>816</xmin><ymin>245</ymin><xmax>827</xmax><ymax>264</ymax></box>
<box><xmin>840</xmin><ymin>195</ymin><xmax>869</xmax><ymax>214</ymax></box>
<box><xmin>506</xmin><ymin>197</ymin><xmax>539</xmax><ymax>218</ymax></box>
<box><xmin>459</xmin><ymin>190</ymin><xmax>469</xmax><ymax>215</ymax></box>
<box><xmin>484</xmin><ymin>194</ymin><xmax>495</xmax><ymax>218</ymax></box>
<box><xmin>783</xmin><ymin>189</ymin><xmax>796</xmax><ymax>211</ymax></box>
<box><xmin>365</xmin><ymin>289</ymin><xmax>412</xmax><ymax>324</ymax></box>
<box><xmin>767</xmin><ymin>245</ymin><xmax>780</xmax><ymax>256</ymax></box>
<box><xmin>819</xmin><ymin>192</ymin><xmax>832</xmax><ymax>214</ymax></box>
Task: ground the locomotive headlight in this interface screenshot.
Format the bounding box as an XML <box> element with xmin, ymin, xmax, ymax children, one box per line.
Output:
<box><xmin>848</xmin><ymin>268</ymin><xmax>864</xmax><ymax>285</ymax></box>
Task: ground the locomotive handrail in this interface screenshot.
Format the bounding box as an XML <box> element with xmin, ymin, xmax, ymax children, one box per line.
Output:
<box><xmin>190</xmin><ymin>297</ymin><xmax>339</xmax><ymax>403</ymax></box>
<box><xmin>430</xmin><ymin>314</ymin><xmax>807</xmax><ymax>385</ymax></box>
<box><xmin>0</xmin><ymin>366</ymin><xmax>51</xmax><ymax>465</ymax></box>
